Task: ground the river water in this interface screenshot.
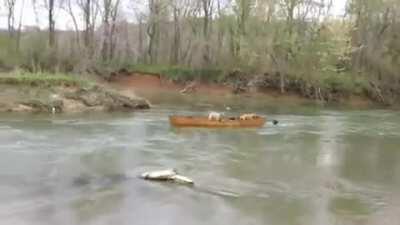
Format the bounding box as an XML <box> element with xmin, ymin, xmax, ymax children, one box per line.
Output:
<box><xmin>0</xmin><ymin>100</ymin><xmax>399</xmax><ymax>225</ymax></box>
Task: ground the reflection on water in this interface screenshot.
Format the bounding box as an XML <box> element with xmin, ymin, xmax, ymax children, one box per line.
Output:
<box><xmin>0</xmin><ymin>106</ymin><xmax>399</xmax><ymax>225</ymax></box>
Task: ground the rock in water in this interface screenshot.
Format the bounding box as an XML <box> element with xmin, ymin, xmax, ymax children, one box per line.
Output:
<box><xmin>140</xmin><ymin>169</ymin><xmax>194</xmax><ymax>185</ymax></box>
<box><xmin>170</xmin><ymin>175</ymin><xmax>194</xmax><ymax>184</ymax></box>
<box><xmin>63</xmin><ymin>86</ymin><xmax>150</xmax><ymax>111</ymax></box>
<box><xmin>140</xmin><ymin>169</ymin><xmax>177</xmax><ymax>180</ymax></box>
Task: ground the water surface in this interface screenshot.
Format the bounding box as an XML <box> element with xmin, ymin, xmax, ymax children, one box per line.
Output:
<box><xmin>0</xmin><ymin>103</ymin><xmax>399</xmax><ymax>225</ymax></box>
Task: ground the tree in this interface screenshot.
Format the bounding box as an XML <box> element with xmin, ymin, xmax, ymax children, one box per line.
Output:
<box><xmin>169</xmin><ymin>0</ymin><xmax>182</xmax><ymax>64</ymax></box>
<box><xmin>231</xmin><ymin>0</ymin><xmax>254</xmax><ymax>58</ymax></box>
<box><xmin>49</xmin><ymin>0</ymin><xmax>56</xmax><ymax>46</ymax></box>
<box><xmin>61</xmin><ymin>0</ymin><xmax>80</xmax><ymax>45</ymax></box>
<box><xmin>345</xmin><ymin>0</ymin><xmax>400</xmax><ymax>102</ymax></box>
<box><xmin>76</xmin><ymin>0</ymin><xmax>100</xmax><ymax>54</ymax></box>
<box><xmin>15</xmin><ymin>0</ymin><xmax>26</xmax><ymax>50</ymax></box>
<box><xmin>201</xmin><ymin>0</ymin><xmax>213</xmax><ymax>65</ymax></box>
<box><xmin>4</xmin><ymin>0</ymin><xmax>17</xmax><ymax>37</ymax></box>
<box><xmin>100</xmin><ymin>0</ymin><xmax>121</xmax><ymax>60</ymax></box>
<box><xmin>83</xmin><ymin>0</ymin><xmax>91</xmax><ymax>47</ymax></box>
<box><xmin>147</xmin><ymin>0</ymin><xmax>163</xmax><ymax>63</ymax></box>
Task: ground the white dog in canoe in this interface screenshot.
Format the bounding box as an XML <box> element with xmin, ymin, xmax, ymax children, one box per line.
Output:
<box><xmin>208</xmin><ymin>112</ymin><xmax>223</xmax><ymax>121</ymax></box>
<box><xmin>208</xmin><ymin>112</ymin><xmax>259</xmax><ymax>121</ymax></box>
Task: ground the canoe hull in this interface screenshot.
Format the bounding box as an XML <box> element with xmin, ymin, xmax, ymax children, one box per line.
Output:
<box><xmin>169</xmin><ymin>116</ymin><xmax>266</xmax><ymax>128</ymax></box>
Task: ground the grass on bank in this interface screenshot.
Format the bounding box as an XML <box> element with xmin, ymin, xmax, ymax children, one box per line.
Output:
<box><xmin>0</xmin><ymin>67</ymin><xmax>372</xmax><ymax>104</ymax></box>
<box><xmin>0</xmin><ymin>71</ymin><xmax>92</xmax><ymax>87</ymax></box>
<box><xmin>127</xmin><ymin>63</ymin><xmax>371</xmax><ymax>99</ymax></box>
<box><xmin>127</xmin><ymin>64</ymin><xmax>370</xmax><ymax>94</ymax></box>
<box><xmin>126</xmin><ymin>64</ymin><xmax>225</xmax><ymax>83</ymax></box>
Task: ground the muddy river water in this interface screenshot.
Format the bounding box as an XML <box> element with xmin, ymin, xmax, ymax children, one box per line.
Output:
<box><xmin>0</xmin><ymin>99</ymin><xmax>399</xmax><ymax>225</ymax></box>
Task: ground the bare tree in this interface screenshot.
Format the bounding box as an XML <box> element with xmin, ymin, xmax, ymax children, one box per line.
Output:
<box><xmin>81</xmin><ymin>0</ymin><xmax>92</xmax><ymax>47</ymax></box>
<box><xmin>179</xmin><ymin>0</ymin><xmax>201</xmax><ymax>65</ymax></box>
<box><xmin>231</xmin><ymin>0</ymin><xmax>254</xmax><ymax>58</ymax></box>
<box><xmin>15</xmin><ymin>0</ymin><xmax>26</xmax><ymax>50</ymax></box>
<box><xmin>128</xmin><ymin>0</ymin><xmax>147</xmax><ymax>62</ymax></box>
<box><xmin>83</xmin><ymin>0</ymin><xmax>91</xmax><ymax>46</ymax></box>
<box><xmin>147</xmin><ymin>0</ymin><xmax>164</xmax><ymax>64</ymax></box>
<box><xmin>46</xmin><ymin>0</ymin><xmax>56</xmax><ymax>47</ymax></box>
<box><xmin>101</xmin><ymin>0</ymin><xmax>121</xmax><ymax>60</ymax></box>
<box><xmin>61</xmin><ymin>0</ymin><xmax>80</xmax><ymax>45</ymax></box>
<box><xmin>201</xmin><ymin>0</ymin><xmax>213</xmax><ymax>65</ymax></box>
<box><xmin>4</xmin><ymin>0</ymin><xmax>17</xmax><ymax>37</ymax></box>
<box><xmin>169</xmin><ymin>0</ymin><xmax>181</xmax><ymax>64</ymax></box>
<box><xmin>76</xmin><ymin>0</ymin><xmax>100</xmax><ymax>53</ymax></box>
<box><xmin>168</xmin><ymin>0</ymin><xmax>192</xmax><ymax>65</ymax></box>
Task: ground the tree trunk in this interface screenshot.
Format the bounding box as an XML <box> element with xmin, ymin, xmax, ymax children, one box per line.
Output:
<box><xmin>48</xmin><ymin>0</ymin><xmax>56</xmax><ymax>47</ymax></box>
<box><xmin>84</xmin><ymin>0</ymin><xmax>91</xmax><ymax>48</ymax></box>
<box><xmin>109</xmin><ymin>0</ymin><xmax>120</xmax><ymax>60</ymax></box>
<box><xmin>63</xmin><ymin>0</ymin><xmax>80</xmax><ymax>45</ymax></box>
<box><xmin>101</xmin><ymin>1</ymin><xmax>110</xmax><ymax>61</ymax></box>
<box><xmin>6</xmin><ymin>0</ymin><xmax>16</xmax><ymax>37</ymax></box>
<box><xmin>147</xmin><ymin>0</ymin><xmax>160</xmax><ymax>64</ymax></box>
<box><xmin>216</xmin><ymin>0</ymin><xmax>223</xmax><ymax>55</ymax></box>
<box><xmin>280</xmin><ymin>72</ymin><xmax>285</xmax><ymax>94</ymax></box>
<box><xmin>101</xmin><ymin>0</ymin><xmax>119</xmax><ymax>61</ymax></box>
<box><xmin>202</xmin><ymin>0</ymin><xmax>212</xmax><ymax>65</ymax></box>
<box><xmin>171</xmin><ymin>5</ymin><xmax>181</xmax><ymax>65</ymax></box>
<box><xmin>16</xmin><ymin>0</ymin><xmax>26</xmax><ymax>51</ymax></box>
<box><xmin>138</xmin><ymin>16</ymin><xmax>144</xmax><ymax>63</ymax></box>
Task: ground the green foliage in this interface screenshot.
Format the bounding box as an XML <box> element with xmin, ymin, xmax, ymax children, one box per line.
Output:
<box><xmin>0</xmin><ymin>32</ymin><xmax>80</xmax><ymax>72</ymax></box>
<box><xmin>320</xmin><ymin>73</ymin><xmax>369</xmax><ymax>95</ymax></box>
<box><xmin>0</xmin><ymin>33</ymin><xmax>20</xmax><ymax>68</ymax></box>
<box><xmin>0</xmin><ymin>71</ymin><xmax>91</xmax><ymax>87</ymax></box>
<box><xmin>0</xmin><ymin>0</ymin><xmax>399</xmax><ymax>104</ymax></box>
<box><xmin>127</xmin><ymin>64</ymin><xmax>225</xmax><ymax>83</ymax></box>
<box><xmin>19</xmin><ymin>32</ymin><xmax>50</xmax><ymax>70</ymax></box>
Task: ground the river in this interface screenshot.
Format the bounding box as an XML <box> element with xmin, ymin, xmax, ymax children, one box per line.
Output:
<box><xmin>0</xmin><ymin>100</ymin><xmax>399</xmax><ymax>225</ymax></box>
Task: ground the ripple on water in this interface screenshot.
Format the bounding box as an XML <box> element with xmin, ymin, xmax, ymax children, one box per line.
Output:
<box><xmin>147</xmin><ymin>133</ymin><xmax>185</xmax><ymax>144</ymax></box>
<box><xmin>258</xmin><ymin>128</ymin><xmax>282</xmax><ymax>136</ymax></box>
<box><xmin>329</xmin><ymin>196</ymin><xmax>376</xmax><ymax>216</ymax></box>
<box><xmin>0</xmin><ymin>125</ymin><xmax>12</xmax><ymax>130</ymax></box>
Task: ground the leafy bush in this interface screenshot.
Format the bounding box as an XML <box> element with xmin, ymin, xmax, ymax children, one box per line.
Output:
<box><xmin>320</xmin><ymin>73</ymin><xmax>369</xmax><ymax>95</ymax></box>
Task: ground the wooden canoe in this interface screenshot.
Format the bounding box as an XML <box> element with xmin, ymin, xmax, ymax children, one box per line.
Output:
<box><xmin>169</xmin><ymin>115</ymin><xmax>266</xmax><ymax>128</ymax></box>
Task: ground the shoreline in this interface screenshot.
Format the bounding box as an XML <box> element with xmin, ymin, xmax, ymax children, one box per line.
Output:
<box><xmin>0</xmin><ymin>74</ymin><xmax>150</xmax><ymax>114</ymax></box>
<box><xmin>0</xmin><ymin>71</ymin><xmax>386</xmax><ymax>114</ymax></box>
<box><xmin>108</xmin><ymin>72</ymin><xmax>376</xmax><ymax>109</ymax></box>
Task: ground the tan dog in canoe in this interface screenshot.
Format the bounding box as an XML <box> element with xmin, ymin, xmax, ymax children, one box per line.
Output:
<box><xmin>240</xmin><ymin>113</ymin><xmax>258</xmax><ymax>120</ymax></box>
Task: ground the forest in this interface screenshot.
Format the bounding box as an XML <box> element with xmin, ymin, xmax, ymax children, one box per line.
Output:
<box><xmin>1</xmin><ymin>0</ymin><xmax>400</xmax><ymax>104</ymax></box>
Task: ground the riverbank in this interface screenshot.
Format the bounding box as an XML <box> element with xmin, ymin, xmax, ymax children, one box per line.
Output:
<box><xmin>0</xmin><ymin>72</ymin><xmax>150</xmax><ymax>113</ymax></box>
<box><xmin>107</xmin><ymin>70</ymin><xmax>375</xmax><ymax>109</ymax></box>
<box><xmin>0</xmin><ymin>69</ymin><xmax>381</xmax><ymax>114</ymax></box>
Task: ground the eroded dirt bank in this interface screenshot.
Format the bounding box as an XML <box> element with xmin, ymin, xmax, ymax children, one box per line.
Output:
<box><xmin>0</xmin><ymin>84</ymin><xmax>150</xmax><ymax>113</ymax></box>
<box><xmin>108</xmin><ymin>72</ymin><xmax>374</xmax><ymax>108</ymax></box>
